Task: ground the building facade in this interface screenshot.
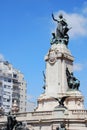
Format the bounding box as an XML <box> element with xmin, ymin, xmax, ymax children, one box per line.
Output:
<box><xmin>0</xmin><ymin>61</ymin><xmax>27</xmax><ymax>113</ymax></box>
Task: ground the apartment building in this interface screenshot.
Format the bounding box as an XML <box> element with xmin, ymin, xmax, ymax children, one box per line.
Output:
<box><xmin>26</xmin><ymin>100</ymin><xmax>35</xmax><ymax>112</ymax></box>
<box><xmin>0</xmin><ymin>61</ymin><xmax>27</xmax><ymax>113</ymax></box>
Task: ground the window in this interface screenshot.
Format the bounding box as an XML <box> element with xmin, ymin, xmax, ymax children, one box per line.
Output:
<box><xmin>4</xmin><ymin>85</ymin><xmax>7</xmax><ymax>88</ymax></box>
<box><xmin>7</xmin><ymin>99</ymin><xmax>10</xmax><ymax>102</ymax></box>
<box><xmin>3</xmin><ymin>98</ymin><xmax>7</xmax><ymax>102</ymax></box>
<box><xmin>56</xmin><ymin>127</ymin><xmax>59</xmax><ymax>130</ymax></box>
<box><xmin>8</xmin><ymin>74</ymin><xmax>12</xmax><ymax>77</ymax></box>
<box><xmin>8</xmin><ymin>86</ymin><xmax>11</xmax><ymax>89</ymax></box>
<box><xmin>13</xmin><ymin>74</ymin><xmax>17</xmax><ymax>78</ymax></box>
<box><xmin>6</xmin><ymin>105</ymin><xmax>10</xmax><ymax>108</ymax></box>
<box><xmin>4</xmin><ymin>78</ymin><xmax>7</xmax><ymax>82</ymax></box>
<box><xmin>8</xmin><ymin>78</ymin><xmax>11</xmax><ymax>82</ymax></box>
<box><xmin>4</xmin><ymin>78</ymin><xmax>11</xmax><ymax>82</ymax></box>
<box><xmin>4</xmin><ymin>85</ymin><xmax>11</xmax><ymax>89</ymax></box>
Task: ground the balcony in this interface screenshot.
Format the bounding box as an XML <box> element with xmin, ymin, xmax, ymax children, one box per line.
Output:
<box><xmin>3</xmin><ymin>94</ymin><xmax>10</xmax><ymax>99</ymax></box>
<box><xmin>3</xmin><ymin>101</ymin><xmax>10</xmax><ymax>106</ymax></box>
<box><xmin>13</xmin><ymin>89</ymin><xmax>20</xmax><ymax>94</ymax></box>
<box><xmin>13</xmin><ymin>86</ymin><xmax>20</xmax><ymax>93</ymax></box>
<box><xmin>12</xmin><ymin>93</ymin><xmax>20</xmax><ymax>100</ymax></box>
<box><xmin>13</xmin><ymin>79</ymin><xmax>20</xmax><ymax>86</ymax></box>
<box><xmin>12</xmin><ymin>97</ymin><xmax>20</xmax><ymax>101</ymax></box>
<box><xmin>3</xmin><ymin>73</ymin><xmax>12</xmax><ymax>78</ymax></box>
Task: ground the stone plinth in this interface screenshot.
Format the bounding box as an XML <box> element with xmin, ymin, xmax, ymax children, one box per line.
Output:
<box><xmin>66</xmin><ymin>90</ymin><xmax>84</xmax><ymax>110</ymax></box>
<box><xmin>36</xmin><ymin>43</ymin><xmax>84</xmax><ymax>111</ymax></box>
<box><xmin>45</xmin><ymin>44</ymin><xmax>74</xmax><ymax>95</ymax></box>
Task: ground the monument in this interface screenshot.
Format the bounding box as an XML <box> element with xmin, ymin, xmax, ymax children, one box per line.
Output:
<box><xmin>0</xmin><ymin>13</ymin><xmax>87</xmax><ymax>130</ymax></box>
<box><xmin>36</xmin><ymin>13</ymin><xmax>84</xmax><ymax>111</ymax></box>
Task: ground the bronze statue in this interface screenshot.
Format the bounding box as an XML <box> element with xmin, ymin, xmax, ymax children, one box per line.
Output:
<box><xmin>14</xmin><ymin>122</ymin><xmax>29</xmax><ymax>130</ymax></box>
<box><xmin>51</xmin><ymin>13</ymin><xmax>71</xmax><ymax>46</ymax></box>
<box><xmin>66</xmin><ymin>67</ymin><xmax>80</xmax><ymax>90</ymax></box>
<box><xmin>2</xmin><ymin>112</ymin><xmax>29</xmax><ymax>130</ymax></box>
<box><xmin>57</xmin><ymin>122</ymin><xmax>66</xmax><ymax>130</ymax></box>
<box><xmin>54</xmin><ymin>96</ymin><xmax>69</xmax><ymax>108</ymax></box>
<box><xmin>42</xmin><ymin>71</ymin><xmax>46</xmax><ymax>90</ymax></box>
<box><xmin>7</xmin><ymin>112</ymin><xmax>14</xmax><ymax>130</ymax></box>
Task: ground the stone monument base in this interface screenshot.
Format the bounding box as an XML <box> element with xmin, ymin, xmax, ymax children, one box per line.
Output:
<box><xmin>66</xmin><ymin>90</ymin><xmax>84</xmax><ymax>110</ymax></box>
<box><xmin>36</xmin><ymin>90</ymin><xmax>84</xmax><ymax>111</ymax></box>
<box><xmin>0</xmin><ymin>109</ymin><xmax>87</xmax><ymax>130</ymax></box>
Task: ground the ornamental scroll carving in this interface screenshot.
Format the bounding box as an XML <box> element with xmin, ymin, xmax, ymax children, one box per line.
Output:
<box><xmin>47</xmin><ymin>49</ymin><xmax>63</xmax><ymax>65</ymax></box>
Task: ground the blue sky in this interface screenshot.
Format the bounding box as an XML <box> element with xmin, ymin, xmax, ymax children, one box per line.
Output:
<box><xmin>0</xmin><ymin>0</ymin><xmax>87</xmax><ymax>108</ymax></box>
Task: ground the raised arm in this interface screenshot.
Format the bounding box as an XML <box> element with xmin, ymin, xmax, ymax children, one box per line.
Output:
<box><xmin>52</xmin><ymin>13</ymin><xmax>58</xmax><ymax>22</ymax></box>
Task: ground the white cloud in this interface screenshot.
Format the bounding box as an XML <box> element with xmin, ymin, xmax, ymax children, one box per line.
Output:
<box><xmin>53</xmin><ymin>10</ymin><xmax>87</xmax><ymax>39</ymax></box>
<box><xmin>73</xmin><ymin>63</ymin><xmax>83</xmax><ymax>71</ymax></box>
<box><xmin>0</xmin><ymin>54</ymin><xmax>5</xmax><ymax>61</ymax></box>
<box><xmin>82</xmin><ymin>7</ymin><xmax>87</xmax><ymax>14</ymax></box>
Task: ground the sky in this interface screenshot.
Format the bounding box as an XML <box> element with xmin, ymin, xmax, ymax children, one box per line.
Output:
<box><xmin>0</xmin><ymin>0</ymin><xmax>87</xmax><ymax>108</ymax></box>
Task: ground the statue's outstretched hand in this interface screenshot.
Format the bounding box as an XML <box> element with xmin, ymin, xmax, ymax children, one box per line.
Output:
<box><xmin>52</xmin><ymin>13</ymin><xmax>54</xmax><ymax>19</ymax></box>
